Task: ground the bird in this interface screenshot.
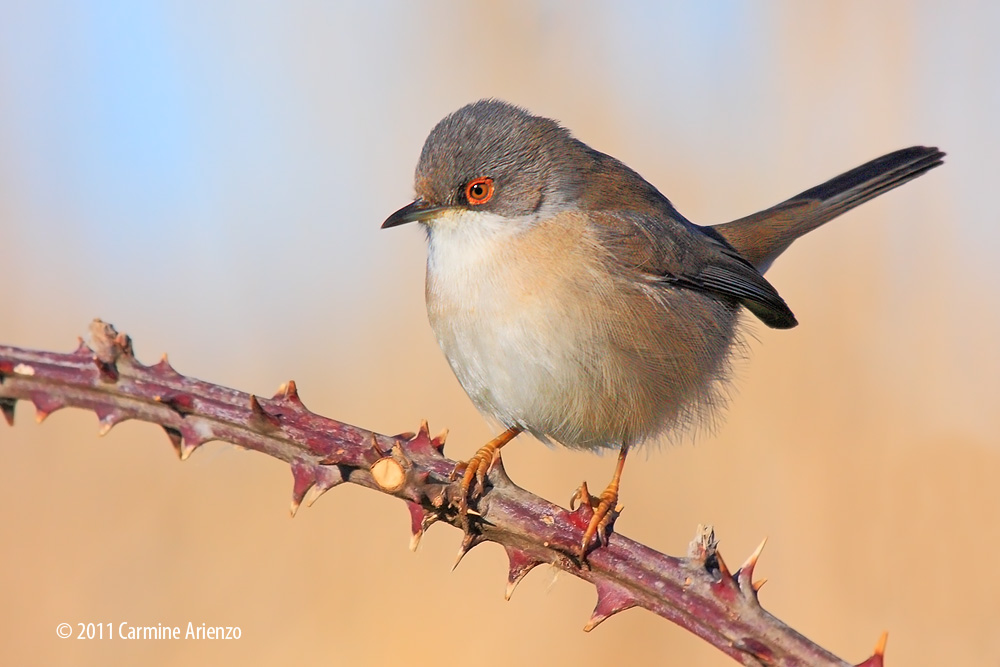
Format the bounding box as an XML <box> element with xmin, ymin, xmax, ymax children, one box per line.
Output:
<box><xmin>382</xmin><ymin>99</ymin><xmax>944</xmax><ymax>560</ymax></box>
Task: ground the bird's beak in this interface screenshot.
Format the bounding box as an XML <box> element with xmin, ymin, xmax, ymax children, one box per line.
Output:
<box><xmin>381</xmin><ymin>198</ymin><xmax>449</xmax><ymax>229</ymax></box>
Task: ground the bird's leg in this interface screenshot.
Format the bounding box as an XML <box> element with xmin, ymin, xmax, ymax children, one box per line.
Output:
<box><xmin>450</xmin><ymin>426</ymin><xmax>522</xmax><ymax>515</ymax></box>
<box><xmin>571</xmin><ymin>443</ymin><xmax>629</xmax><ymax>561</ymax></box>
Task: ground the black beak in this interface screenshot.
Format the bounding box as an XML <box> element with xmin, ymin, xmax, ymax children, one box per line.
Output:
<box><xmin>381</xmin><ymin>199</ymin><xmax>449</xmax><ymax>229</ymax></box>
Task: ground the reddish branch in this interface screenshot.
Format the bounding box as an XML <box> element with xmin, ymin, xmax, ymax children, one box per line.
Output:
<box><xmin>0</xmin><ymin>320</ymin><xmax>887</xmax><ymax>667</ymax></box>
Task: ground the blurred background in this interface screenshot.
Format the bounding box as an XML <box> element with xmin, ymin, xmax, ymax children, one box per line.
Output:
<box><xmin>1</xmin><ymin>2</ymin><xmax>997</xmax><ymax>665</ymax></box>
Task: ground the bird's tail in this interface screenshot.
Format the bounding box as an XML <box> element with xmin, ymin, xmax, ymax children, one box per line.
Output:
<box><xmin>713</xmin><ymin>146</ymin><xmax>945</xmax><ymax>274</ymax></box>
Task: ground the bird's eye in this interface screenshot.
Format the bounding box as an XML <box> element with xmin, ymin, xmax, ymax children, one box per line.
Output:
<box><xmin>464</xmin><ymin>177</ymin><xmax>494</xmax><ymax>205</ymax></box>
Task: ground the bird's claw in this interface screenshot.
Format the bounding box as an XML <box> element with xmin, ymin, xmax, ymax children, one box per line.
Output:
<box><xmin>571</xmin><ymin>480</ymin><xmax>622</xmax><ymax>562</ymax></box>
<box><xmin>449</xmin><ymin>444</ymin><xmax>498</xmax><ymax>519</ymax></box>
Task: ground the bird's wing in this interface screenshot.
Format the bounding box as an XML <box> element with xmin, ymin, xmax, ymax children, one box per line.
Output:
<box><xmin>593</xmin><ymin>210</ymin><xmax>798</xmax><ymax>329</ymax></box>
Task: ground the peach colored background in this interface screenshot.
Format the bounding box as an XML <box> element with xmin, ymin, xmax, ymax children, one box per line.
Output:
<box><xmin>1</xmin><ymin>3</ymin><xmax>997</xmax><ymax>666</ymax></box>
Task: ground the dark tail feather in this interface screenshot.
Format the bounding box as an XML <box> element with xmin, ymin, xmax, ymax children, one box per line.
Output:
<box><xmin>713</xmin><ymin>146</ymin><xmax>945</xmax><ymax>273</ymax></box>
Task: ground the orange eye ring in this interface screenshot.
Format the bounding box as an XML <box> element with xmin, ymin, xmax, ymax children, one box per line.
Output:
<box><xmin>465</xmin><ymin>177</ymin><xmax>495</xmax><ymax>205</ymax></box>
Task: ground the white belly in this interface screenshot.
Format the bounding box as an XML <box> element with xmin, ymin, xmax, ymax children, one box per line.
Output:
<box><xmin>423</xmin><ymin>209</ymin><xmax>740</xmax><ymax>450</ymax></box>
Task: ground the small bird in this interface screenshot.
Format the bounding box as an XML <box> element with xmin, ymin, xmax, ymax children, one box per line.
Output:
<box><xmin>383</xmin><ymin>99</ymin><xmax>944</xmax><ymax>559</ymax></box>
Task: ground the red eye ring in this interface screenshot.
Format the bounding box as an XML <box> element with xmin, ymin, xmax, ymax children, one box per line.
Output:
<box><xmin>465</xmin><ymin>177</ymin><xmax>494</xmax><ymax>205</ymax></box>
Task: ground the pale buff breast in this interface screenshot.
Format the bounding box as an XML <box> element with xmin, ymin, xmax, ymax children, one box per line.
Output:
<box><xmin>424</xmin><ymin>210</ymin><xmax>741</xmax><ymax>451</ymax></box>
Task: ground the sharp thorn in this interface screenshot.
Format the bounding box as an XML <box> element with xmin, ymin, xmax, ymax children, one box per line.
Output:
<box><xmin>452</xmin><ymin>533</ymin><xmax>482</xmax><ymax>571</ymax></box>
<box><xmin>752</xmin><ymin>578</ymin><xmax>767</xmax><ymax>592</ymax></box>
<box><xmin>370</xmin><ymin>432</ymin><xmax>385</xmax><ymax>457</ymax></box>
<box><xmin>289</xmin><ymin>462</ymin><xmax>317</xmax><ymax>517</ymax></box>
<box><xmin>303</xmin><ymin>482</ymin><xmax>329</xmax><ymax>507</ymax></box>
<box><xmin>73</xmin><ymin>336</ymin><xmax>90</xmax><ymax>355</ymax></box>
<box><xmin>584</xmin><ymin>580</ymin><xmax>638</xmax><ymax>632</ymax></box>
<box><xmin>740</xmin><ymin>537</ymin><xmax>767</xmax><ymax>575</ymax></box>
<box><xmin>162</xmin><ymin>426</ymin><xmax>183</xmax><ymax>455</ymax></box>
<box><xmin>0</xmin><ymin>398</ymin><xmax>15</xmax><ymax>426</ymax></box>
<box><xmin>504</xmin><ymin>547</ymin><xmax>542</xmax><ymax>601</ymax></box>
<box><xmin>432</xmin><ymin>428</ymin><xmax>449</xmax><ymax>451</ymax></box>
<box><xmin>248</xmin><ymin>394</ymin><xmax>281</xmax><ymax>431</ymax></box>
<box><xmin>737</xmin><ymin>536</ymin><xmax>768</xmax><ymax>594</ymax></box>
<box><xmin>874</xmin><ymin>631</ymin><xmax>888</xmax><ymax>657</ymax></box>
<box><xmin>417</xmin><ymin>419</ymin><xmax>430</xmax><ymax>439</ymax></box>
<box><xmin>179</xmin><ymin>440</ymin><xmax>198</xmax><ymax>461</ymax></box>
<box><xmin>715</xmin><ymin>550</ymin><xmax>732</xmax><ymax>581</ymax></box>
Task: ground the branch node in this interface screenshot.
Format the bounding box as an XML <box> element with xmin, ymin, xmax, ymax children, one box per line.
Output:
<box><xmin>87</xmin><ymin>319</ymin><xmax>133</xmax><ymax>382</ymax></box>
<box><xmin>371</xmin><ymin>457</ymin><xmax>406</xmax><ymax>493</ymax></box>
<box><xmin>155</xmin><ymin>393</ymin><xmax>195</xmax><ymax>417</ymax></box>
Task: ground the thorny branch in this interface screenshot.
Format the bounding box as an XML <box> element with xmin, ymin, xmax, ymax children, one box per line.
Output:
<box><xmin>0</xmin><ymin>320</ymin><xmax>887</xmax><ymax>667</ymax></box>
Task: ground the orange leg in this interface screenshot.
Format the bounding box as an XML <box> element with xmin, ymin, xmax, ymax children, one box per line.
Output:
<box><xmin>450</xmin><ymin>426</ymin><xmax>522</xmax><ymax>515</ymax></box>
<box><xmin>571</xmin><ymin>443</ymin><xmax>629</xmax><ymax>561</ymax></box>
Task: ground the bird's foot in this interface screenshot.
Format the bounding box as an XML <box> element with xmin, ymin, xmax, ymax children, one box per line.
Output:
<box><xmin>570</xmin><ymin>479</ymin><xmax>623</xmax><ymax>563</ymax></box>
<box><xmin>449</xmin><ymin>444</ymin><xmax>498</xmax><ymax>518</ymax></box>
<box><xmin>448</xmin><ymin>426</ymin><xmax>522</xmax><ymax>521</ymax></box>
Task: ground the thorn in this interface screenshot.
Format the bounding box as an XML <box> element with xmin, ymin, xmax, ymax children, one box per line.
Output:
<box><xmin>406</xmin><ymin>501</ymin><xmax>426</xmax><ymax>551</ymax></box>
<box><xmin>0</xmin><ymin>398</ymin><xmax>15</xmax><ymax>426</ymax></box>
<box><xmin>94</xmin><ymin>406</ymin><xmax>126</xmax><ymax>437</ymax></box>
<box><xmin>752</xmin><ymin>578</ymin><xmax>767</xmax><ymax>592</ymax></box>
<box><xmin>272</xmin><ymin>380</ymin><xmax>304</xmax><ymax>406</ymax></box>
<box><xmin>162</xmin><ymin>426</ymin><xmax>199</xmax><ymax>460</ymax></box>
<box><xmin>584</xmin><ymin>580</ymin><xmax>638</xmax><ymax>631</ymax></box>
<box><xmin>303</xmin><ymin>481</ymin><xmax>330</xmax><ymax>507</ymax></box>
<box><xmin>452</xmin><ymin>532</ymin><xmax>484</xmax><ymax>571</ymax></box>
<box><xmin>73</xmin><ymin>337</ymin><xmax>90</xmax><ymax>355</ymax></box>
<box><xmin>178</xmin><ymin>440</ymin><xmax>198</xmax><ymax>461</ymax></box>
<box><xmin>406</xmin><ymin>501</ymin><xmax>439</xmax><ymax>552</ymax></box>
<box><xmin>162</xmin><ymin>425</ymin><xmax>183</xmax><ymax>453</ymax></box>
<box><xmin>504</xmin><ymin>547</ymin><xmax>542</xmax><ymax>601</ymax></box>
<box><xmin>737</xmin><ymin>537</ymin><xmax>768</xmax><ymax>593</ymax></box>
<box><xmin>289</xmin><ymin>463</ymin><xmax>316</xmax><ymax>517</ymax></box>
<box><xmin>394</xmin><ymin>430</ymin><xmax>417</xmax><ymax>441</ymax></box>
<box><xmin>874</xmin><ymin>631</ymin><xmax>888</xmax><ymax>657</ymax></box>
<box><xmin>370</xmin><ymin>432</ymin><xmax>386</xmax><ymax>457</ymax></box>
<box><xmin>152</xmin><ymin>353</ymin><xmax>179</xmax><ymax>376</ymax></box>
<box><xmin>431</xmin><ymin>428</ymin><xmax>449</xmax><ymax>452</ymax></box>
<box><xmin>417</xmin><ymin>419</ymin><xmax>430</xmax><ymax>439</ymax></box>
<box><xmin>248</xmin><ymin>394</ymin><xmax>280</xmax><ymax>431</ymax></box>
<box><xmin>714</xmin><ymin>550</ymin><xmax>731</xmax><ymax>581</ymax></box>
<box><xmin>31</xmin><ymin>393</ymin><xmax>65</xmax><ymax>423</ymax></box>
<box><xmin>855</xmin><ymin>632</ymin><xmax>889</xmax><ymax>667</ymax></box>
